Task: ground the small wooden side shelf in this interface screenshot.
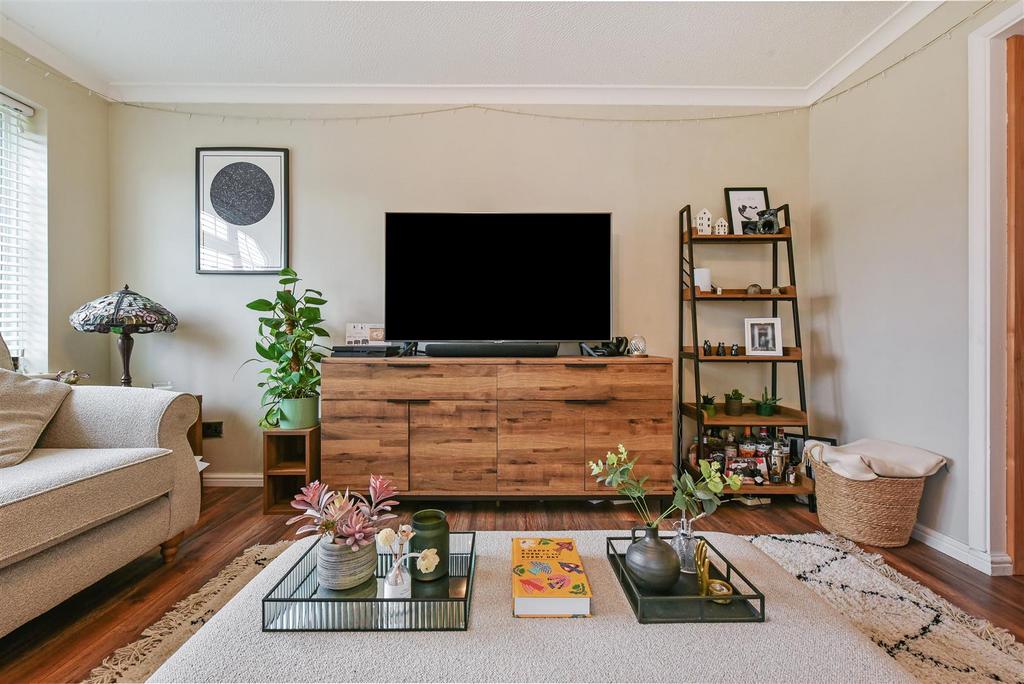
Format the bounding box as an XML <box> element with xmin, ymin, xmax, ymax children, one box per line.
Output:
<box><xmin>263</xmin><ymin>426</ymin><xmax>321</xmax><ymax>515</ymax></box>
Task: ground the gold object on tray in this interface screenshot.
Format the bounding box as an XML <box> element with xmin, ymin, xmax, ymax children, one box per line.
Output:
<box><xmin>707</xmin><ymin>578</ymin><xmax>734</xmax><ymax>604</ymax></box>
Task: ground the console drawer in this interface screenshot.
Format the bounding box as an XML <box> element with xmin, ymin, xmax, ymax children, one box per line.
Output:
<box><xmin>496</xmin><ymin>362</ymin><xmax>671</xmax><ymax>401</ymax></box>
<box><xmin>322</xmin><ymin>362</ymin><xmax>496</xmax><ymax>400</ymax></box>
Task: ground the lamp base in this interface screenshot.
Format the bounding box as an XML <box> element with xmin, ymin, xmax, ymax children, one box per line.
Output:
<box><xmin>117</xmin><ymin>332</ymin><xmax>134</xmax><ymax>387</ymax></box>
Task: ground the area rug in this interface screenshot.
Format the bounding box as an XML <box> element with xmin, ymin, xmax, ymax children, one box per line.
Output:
<box><xmin>750</xmin><ymin>533</ymin><xmax>1024</xmax><ymax>683</ymax></box>
<box><xmin>144</xmin><ymin>531</ymin><xmax>912</xmax><ymax>683</ymax></box>
<box><xmin>86</xmin><ymin>532</ymin><xmax>1021</xmax><ymax>683</ymax></box>
<box><xmin>85</xmin><ymin>541</ymin><xmax>293</xmax><ymax>684</ymax></box>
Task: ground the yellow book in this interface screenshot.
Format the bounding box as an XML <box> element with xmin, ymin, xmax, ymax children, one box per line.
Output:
<box><xmin>511</xmin><ymin>538</ymin><xmax>592</xmax><ymax>618</ymax></box>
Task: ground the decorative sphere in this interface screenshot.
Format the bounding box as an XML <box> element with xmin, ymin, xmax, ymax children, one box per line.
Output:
<box><xmin>628</xmin><ymin>335</ymin><xmax>648</xmax><ymax>357</ymax></box>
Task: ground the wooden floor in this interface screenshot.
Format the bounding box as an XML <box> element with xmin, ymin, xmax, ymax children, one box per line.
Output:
<box><xmin>1</xmin><ymin>487</ymin><xmax>1022</xmax><ymax>683</ymax></box>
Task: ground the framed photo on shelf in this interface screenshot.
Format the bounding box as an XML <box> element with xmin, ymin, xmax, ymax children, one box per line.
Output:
<box><xmin>744</xmin><ymin>317</ymin><xmax>783</xmax><ymax>356</ymax></box>
<box><xmin>196</xmin><ymin>147</ymin><xmax>289</xmax><ymax>274</ymax></box>
<box><xmin>724</xmin><ymin>187</ymin><xmax>770</xmax><ymax>235</ymax></box>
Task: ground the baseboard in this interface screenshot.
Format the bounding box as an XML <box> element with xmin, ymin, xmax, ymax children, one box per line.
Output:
<box><xmin>911</xmin><ymin>523</ymin><xmax>1013</xmax><ymax>576</ymax></box>
<box><xmin>203</xmin><ymin>472</ymin><xmax>263</xmax><ymax>487</ymax></box>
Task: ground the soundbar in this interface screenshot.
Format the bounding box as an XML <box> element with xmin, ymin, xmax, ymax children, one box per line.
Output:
<box><xmin>423</xmin><ymin>342</ymin><xmax>559</xmax><ymax>358</ymax></box>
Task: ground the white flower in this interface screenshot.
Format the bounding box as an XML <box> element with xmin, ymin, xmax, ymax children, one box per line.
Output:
<box><xmin>416</xmin><ymin>548</ymin><xmax>440</xmax><ymax>574</ymax></box>
<box><xmin>376</xmin><ymin>527</ymin><xmax>397</xmax><ymax>549</ymax></box>
<box><xmin>398</xmin><ymin>524</ymin><xmax>415</xmax><ymax>542</ymax></box>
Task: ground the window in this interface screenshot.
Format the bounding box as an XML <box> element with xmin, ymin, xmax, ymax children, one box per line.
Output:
<box><xmin>0</xmin><ymin>93</ymin><xmax>45</xmax><ymax>370</ymax></box>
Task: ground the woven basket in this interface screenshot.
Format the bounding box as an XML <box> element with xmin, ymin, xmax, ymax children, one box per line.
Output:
<box><xmin>807</xmin><ymin>444</ymin><xmax>926</xmax><ymax>547</ymax></box>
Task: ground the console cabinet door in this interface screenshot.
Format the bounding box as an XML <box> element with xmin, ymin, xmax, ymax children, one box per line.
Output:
<box><xmin>497</xmin><ymin>401</ymin><xmax>585</xmax><ymax>493</ymax></box>
<box><xmin>584</xmin><ymin>400</ymin><xmax>674</xmax><ymax>493</ymax></box>
<box><xmin>321</xmin><ymin>400</ymin><xmax>409</xmax><ymax>491</ymax></box>
<box><xmin>410</xmin><ymin>401</ymin><xmax>497</xmax><ymax>493</ymax></box>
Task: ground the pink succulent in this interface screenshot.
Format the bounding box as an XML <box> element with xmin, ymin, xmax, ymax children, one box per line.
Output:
<box><xmin>341</xmin><ymin>510</ymin><xmax>376</xmax><ymax>550</ymax></box>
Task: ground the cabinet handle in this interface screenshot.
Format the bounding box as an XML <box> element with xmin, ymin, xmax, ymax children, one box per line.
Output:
<box><xmin>565</xmin><ymin>399</ymin><xmax>610</xmax><ymax>404</ymax></box>
<box><xmin>385</xmin><ymin>399</ymin><xmax>407</xmax><ymax>404</ymax></box>
<box><xmin>565</xmin><ymin>363</ymin><xmax>607</xmax><ymax>369</ymax></box>
<box><xmin>386</xmin><ymin>362</ymin><xmax>431</xmax><ymax>368</ymax></box>
<box><xmin>407</xmin><ymin>399</ymin><xmax>431</xmax><ymax>404</ymax></box>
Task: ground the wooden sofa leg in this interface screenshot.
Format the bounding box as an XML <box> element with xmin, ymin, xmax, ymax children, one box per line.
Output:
<box><xmin>160</xmin><ymin>532</ymin><xmax>185</xmax><ymax>563</ymax></box>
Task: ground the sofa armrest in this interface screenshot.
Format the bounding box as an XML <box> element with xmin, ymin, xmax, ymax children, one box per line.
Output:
<box><xmin>38</xmin><ymin>386</ymin><xmax>201</xmax><ymax>536</ymax></box>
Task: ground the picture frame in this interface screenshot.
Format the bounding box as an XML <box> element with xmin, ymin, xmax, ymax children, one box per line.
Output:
<box><xmin>195</xmin><ymin>147</ymin><xmax>289</xmax><ymax>274</ymax></box>
<box><xmin>744</xmin><ymin>317</ymin><xmax>783</xmax><ymax>356</ymax></box>
<box><xmin>724</xmin><ymin>187</ymin><xmax>770</xmax><ymax>235</ymax></box>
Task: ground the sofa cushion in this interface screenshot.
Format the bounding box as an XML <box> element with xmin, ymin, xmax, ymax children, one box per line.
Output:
<box><xmin>0</xmin><ymin>447</ymin><xmax>172</xmax><ymax>569</ymax></box>
<box><xmin>0</xmin><ymin>369</ymin><xmax>72</xmax><ymax>468</ymax></box>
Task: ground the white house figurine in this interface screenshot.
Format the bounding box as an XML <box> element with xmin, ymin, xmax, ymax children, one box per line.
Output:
<box><xmin>695</xmin><ymin>208</ymin><xmax>713</xmax><ymax>235</ymax></box>
<box><xmin>714</xmin><ymin>218</ymin><xmax>730</xmax><ymax>235</ymax></box>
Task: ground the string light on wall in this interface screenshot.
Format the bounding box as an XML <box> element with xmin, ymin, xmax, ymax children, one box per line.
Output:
<box><xmin>0</xmin><ymin>0</ymin><xmax>994</xmax><ymax>126</ymax></box>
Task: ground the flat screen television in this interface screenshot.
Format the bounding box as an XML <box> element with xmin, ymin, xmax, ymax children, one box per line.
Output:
<box><xmin>385</xmin><ymin>212</ymin><xmax>611</xmax><ymax>342</ymax></box>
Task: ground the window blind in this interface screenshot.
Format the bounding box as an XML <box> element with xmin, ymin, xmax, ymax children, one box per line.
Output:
<box><xmin>0</xmin><ymin>104</ymin><xmax>42</xmax><ymax>360</ymax></box>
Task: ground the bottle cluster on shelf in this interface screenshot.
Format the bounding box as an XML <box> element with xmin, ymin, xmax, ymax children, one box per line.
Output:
<box><xmin>687</xmin><ymin>426</ymin><xmax>799</xmax><ymax>487</ymax></box>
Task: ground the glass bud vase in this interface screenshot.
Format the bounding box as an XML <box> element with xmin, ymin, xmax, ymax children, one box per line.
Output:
<box><xmin>672</xmin><ymin>518</ymin><xmax>698</xmax><ymax>574</ymax></box>
<box><xmin>383</xmin><ymin>561</ymin><xmax>411</xmax><ymax>599</ymax></box>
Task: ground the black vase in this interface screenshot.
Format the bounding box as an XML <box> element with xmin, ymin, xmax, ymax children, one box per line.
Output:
<box><xmin>410</xmin><ymin>508</ymin><xmax>449</xmax><ymax>581</ymax></box>
<box><xmin>625</xmin><ymin>526</ymin><xmax>681</xmax><ymax>593</ymax></box>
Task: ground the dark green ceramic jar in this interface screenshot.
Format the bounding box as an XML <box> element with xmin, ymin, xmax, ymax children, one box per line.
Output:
<box><xmin>410</xmin><ymin>509</ymin><xmax>449</xmax><ymax>581</ymax></box>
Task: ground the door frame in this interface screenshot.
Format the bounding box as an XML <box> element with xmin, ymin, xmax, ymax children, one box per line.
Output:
<box><xmin>967</xmin><ymin>2</ymin><xmax>1024</xmax><ymax>576</ymax></box>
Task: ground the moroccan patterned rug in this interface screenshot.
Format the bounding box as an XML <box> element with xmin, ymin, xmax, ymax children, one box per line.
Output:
<box><xmin>85</xmin><ymin>534</ymin><xmax>1023</xmax><ymax>683</ymax></box>
<box><xmin>750</xmin><ymin>533</ymin><xmax>1024</xmax><ymax>683</ymax></box>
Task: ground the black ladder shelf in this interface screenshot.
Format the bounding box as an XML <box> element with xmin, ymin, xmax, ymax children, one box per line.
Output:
<box><xmin>677</xmin><ymin>204</ymin><xmax>814</xmax><ymax>500</ymax></box>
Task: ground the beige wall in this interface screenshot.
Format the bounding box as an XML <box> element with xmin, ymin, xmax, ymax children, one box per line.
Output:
<box><xmin>108</xmin><ymin>103</ymin><xmax>809</xmax><ymax>478</ymax></box>
<box><xmin>807</xmin><ymin>1</ymin><xmax>1009</xmax><ymax>545</ymax></box>
<box><xmin>0</xmin><ymin>39</ymin><xmax>110</xmax><ymax>381</ymax></box>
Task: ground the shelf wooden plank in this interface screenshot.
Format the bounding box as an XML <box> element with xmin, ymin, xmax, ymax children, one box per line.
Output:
<box><xmin>683</xmin><ymin>226</ymin><xmax>793</xmax><ymax>243</ymax></box>
<box><xmin>266</xmin><ymin>460</ymin><xmax>308</xmax><ymax>476</ymax></box>
<box><xmin>264</xmin><ymin>502</ymin><xmax>294</xmax><ymax>515</ymax></box>
<box><xmin>681</xmin><ymin>402</ymin><xmax>808</xmax><ymax>427</ymax></box>
<box><xmin>682</xmin><ymin>285</ymin><xmax>797</xmax><ymax>301</ymax></box>
<box><xmin>732</xmin><ymin>474</ymin><xmax>814</xmax><ymax>496</ymax></box>
<box><xmin>682</xmin><ymin>346</ymin><xmax>802</xmax><ymax>362</ymax></box>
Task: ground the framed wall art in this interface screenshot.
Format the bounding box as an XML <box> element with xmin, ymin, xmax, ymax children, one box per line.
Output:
<box><xmin>744</xmin><ymin>316</ymin><xmax>783</xmax><ymax>356</ymax></box>
<box><xmin>724</xmin><ymin>187</ymin><xmax>770</xmax><ymax>235</ymax></box>
<box><xmin>196</xmin><ymin>147</ymin><xmax>289</xmax><ymax>274</ymax></box>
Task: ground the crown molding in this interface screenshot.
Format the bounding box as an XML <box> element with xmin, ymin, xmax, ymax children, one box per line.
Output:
<box><xmin>804</xmin><ymin>1</ymin><xmax>941</xmax><ymax>103</ymax></box>
<box><xmin>2</xmin><ymin>2</ymin><xmax>940</xmax><ymax>107</ymax></box>
<box><xmin>0</xmin><ymin>15</ymin><xmax>115</xmax><ymax>99</ymax></box>
<box><xmin>109</xmin><ymin>83</ymin><xmax>810</xmax><ymax>107</ymax></box>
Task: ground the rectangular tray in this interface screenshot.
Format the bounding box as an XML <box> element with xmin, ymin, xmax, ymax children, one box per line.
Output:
<box><xmin>606</xmin><ymin>535</ymin><xmax>765</xmax><ymax>623</ymax></box>
<box><xmin>262</xmin><ymin>531</ymin><xmax>476</xmax><ymax>631</ymax></box>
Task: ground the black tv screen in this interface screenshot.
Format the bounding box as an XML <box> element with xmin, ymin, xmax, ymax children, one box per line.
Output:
<box><xmin>385</xmin><ymin>213</ymin><xmax>611</xmax><ymax>341</ymax></box>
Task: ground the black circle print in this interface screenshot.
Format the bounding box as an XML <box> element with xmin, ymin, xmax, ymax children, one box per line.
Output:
<box><xmin>209</xmin><ymin>161</ymin><xmax>275</xmax><ymax>226</ymax></box>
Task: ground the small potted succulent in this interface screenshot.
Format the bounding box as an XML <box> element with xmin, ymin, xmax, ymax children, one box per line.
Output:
<box><xmin>700</xmin><ymin>394</ymin><xmax>717</xmax><ymax>417</ymax></box>
<box><xmin>753</xmin><ymin>386</ymin><xmax>781</xmax><ymax>416</ymax></box>
<box><xmin>288</xmin><ymin>475</ymin><xmax>398</xmax><ymax>590</ymax></box>
<box><xmin>725</xmin><ymin>389</ymin><xmax>744</xmax><ymax>416</ymax></box>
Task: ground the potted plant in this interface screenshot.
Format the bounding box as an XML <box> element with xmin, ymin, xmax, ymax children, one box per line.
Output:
<box><xmin>588</xmin><ymin>445</ymin><xmax>740</xmax><ymax>593</ymax></box>
<box><xmin>700</xmin><ymin>394</ymin><xmax>717</xmax><ymax>417</ymax></box>
<box><xmin>725</xmin><ymin>389</ymin><xmax>744</xmax><ymax>416</ymax></box>
<box><xmin>753</xmin><ymin>386</ymin><xmax>781</xmax><ymax>416</ymax></box>
<box><xmin>288</xmin><ymin>475</ymin><xmax>399</xmax><ymax>590</ymax></box>
<box><xmin>245</xmin><ymin>267</ymin><xmax>330</xmax><ymax>428</ymax></box>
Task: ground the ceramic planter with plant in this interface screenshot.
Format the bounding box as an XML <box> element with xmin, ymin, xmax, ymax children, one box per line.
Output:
<box><xmin>724</xmin><ymin>389</ymin><xmax>744</xmax><ymax>416</ymax></box>
<box><xmin>700</xmin><ymin>394</ymin><xmax>717</xmax><ymax>417</ymax></box>
<box><xmin>588</xmin><ymin>445</ymin><xmax>740</xmax><ymax>593</ymax></box>
<box><xmin>245</xmin><ymin>267</ymin><xmax>329</xmax><ymax>428</ymax></box>
<box><xmin>753</xmin><ymin>386</ymin><xmax>781</xmax><ymax>416</ymax></box>
<box><xmin>287</xmin><ymin>475</ymin><xmax>398</xmax><ymax>590</ymax></box>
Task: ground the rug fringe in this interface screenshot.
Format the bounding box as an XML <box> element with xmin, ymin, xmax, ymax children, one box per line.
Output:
<box><xmin>805</xmin><ymin>532</ymin><xmax>1024</xmax><ymax>662</ymax></box>
<box><xmin>83</xmin><ymin>540</ymin><xmax>293</xmax><ymax>684</ymax></box>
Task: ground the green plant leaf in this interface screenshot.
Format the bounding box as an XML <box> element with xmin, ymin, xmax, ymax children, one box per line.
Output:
<box><xmin>305</xmin><ymin>296</ymin><xmax>327</xmax><ymax>305</ymax></box>
<box><xmin>276</xmin><ymin>290</ymin><xmax>298</xmax><ymax>309</ymax></box>
<box><xmin>246</xmin><ymin>298</ymin><xmax>275</xmax><ymax>311</ymax></box>
<box><xmin>278</xmin><ymin>276</ymin><xmax>299</xmax><ymax>285</ymax></box>
<box><xmin>279</xmin><ymin>267</ymin><xmax>297</xmax><ymax>277</ymax></box>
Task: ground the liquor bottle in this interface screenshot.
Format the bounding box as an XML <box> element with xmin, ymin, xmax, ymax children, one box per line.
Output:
<box><xmin>738</xmin><ymin>427</ymin><xmax>757</xmax><ymax>459</ymax></box>
<box><xmin>755</xmin><ymin>427</ymin><xmax>772</xmax><ymax>460</ymax></box>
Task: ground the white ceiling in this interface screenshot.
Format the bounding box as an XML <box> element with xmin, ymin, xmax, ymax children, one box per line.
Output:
<box><xmin>0</xmin><ymin>1</ymin><xmax>939</xmax><ymax>106</ymax></box>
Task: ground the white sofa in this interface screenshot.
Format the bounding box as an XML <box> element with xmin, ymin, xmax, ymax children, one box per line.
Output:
<box><xmin>0</xmin><ymin>386</ymin><xmax>200</xmax><ymax>637</ymax></box>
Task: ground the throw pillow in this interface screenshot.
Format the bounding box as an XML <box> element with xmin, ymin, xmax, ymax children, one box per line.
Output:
<box><xmin>0</xmin><ymin>369</ymin><xmax>72</xmax><ymax>468</ymax></box>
